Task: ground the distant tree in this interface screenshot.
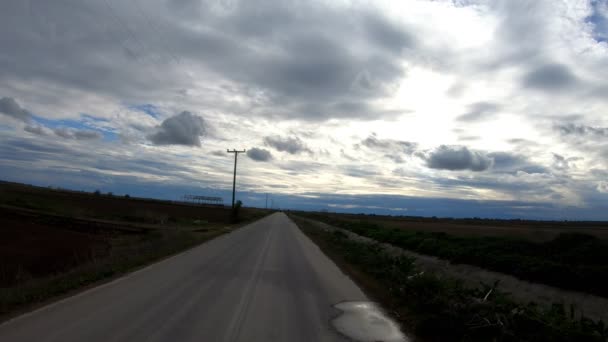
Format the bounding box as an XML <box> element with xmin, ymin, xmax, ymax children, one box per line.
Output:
<box><xmin>231</xmin><ymin>200</ymin><xmax>243</xmax><ymax>223</ymax></box>
<box><xmin>124</xmin><ymin>194</ymin><xmax>130</xmax><ymax>199</ymax></box>
<box><xmin>94</xmin><ymin>189</ymin><xmax>101</xmax><ymax>196</ymax></box>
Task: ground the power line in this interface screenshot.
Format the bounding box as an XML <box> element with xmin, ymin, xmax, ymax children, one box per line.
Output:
<box><xmin>227</xmin><ymin>149</ymin><xmax>246</xmax><ymax>209</ymax></box>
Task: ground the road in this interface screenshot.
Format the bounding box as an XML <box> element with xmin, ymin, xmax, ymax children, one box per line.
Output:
<box><xmin>0</xmin><ymin>212</ymin><xmax>404</xmax><ymax>342</ymax></box>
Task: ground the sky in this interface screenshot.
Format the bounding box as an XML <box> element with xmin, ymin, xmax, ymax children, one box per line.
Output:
<box><xmin>1</xmin><ymin>0</ymin><xmax>608</xmax><ymax>220</ymax></box>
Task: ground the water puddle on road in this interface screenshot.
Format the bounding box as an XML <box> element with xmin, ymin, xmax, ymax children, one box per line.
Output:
<box><xmin>331</xmin><ymin>301</ymin><xmax>409</xmax><ymax>342</ymax></box>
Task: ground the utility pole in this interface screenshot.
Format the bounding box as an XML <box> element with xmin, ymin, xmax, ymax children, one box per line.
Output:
<box><xmin>265</xmin><ymin>193</ymin><xmax>268</xmax><ymax>209</ymax></box>
<box><xmin>227</xmin><ymin>149</ymin><xmax>246</xmax><ymax>209</ymax></box>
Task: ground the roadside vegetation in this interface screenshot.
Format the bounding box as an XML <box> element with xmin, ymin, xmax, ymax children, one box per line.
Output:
<box><xmin>0</xmin><ymin>181</ymin><xmax>269</xmax><ymax>320</ymax></box>
<box><xmin>291</xmin><ymin>216</ymin><xmax>608</xmax><ymax>342</ymax></box>
<box><xmin>302</xmin><ymin>213</ymin><xmax>608</xmax><ymax>298</ymax></box>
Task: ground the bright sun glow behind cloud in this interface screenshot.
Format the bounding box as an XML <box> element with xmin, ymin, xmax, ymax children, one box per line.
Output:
<box><xmin>0</xmin><ymin>0</ymin><xmax>607</xmax><ymax>218</ymax></box>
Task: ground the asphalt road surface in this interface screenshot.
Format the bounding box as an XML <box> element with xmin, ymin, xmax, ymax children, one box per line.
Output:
<box><xmin>0</xmin><ymin>212</ymin><xmax>401</xmax><ymax>342</ymax></box>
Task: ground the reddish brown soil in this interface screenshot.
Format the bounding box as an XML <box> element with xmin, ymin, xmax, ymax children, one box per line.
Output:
<box><xmin>0</xmin><ymin>212</ymin><xmax>109</xmax><ymax>287</ymax></box>
<box><xmin>0</xmin><ymin>181</ymin><xmax>234</xmax><ymax>224</ymax></box>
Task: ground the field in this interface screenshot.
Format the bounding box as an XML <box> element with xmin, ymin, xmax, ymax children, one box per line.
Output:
<box><xmin>300</xmin><ymin>211</ymin><xmax>608</xmax><ymax>298</ymax></box>
<box><xmin>0</xmin><ymin>181</ymin><xmax>268</xmax><ymax>319</ymax></box>
<box><xmin>312</xmin><ymin>212</ymin><xmax>608</xmax><ymax>242</ymax></box>
<box><xmin>292</xmin><ymin>215</ymin><xmax>608</xmax><ymax>341</ymax></box>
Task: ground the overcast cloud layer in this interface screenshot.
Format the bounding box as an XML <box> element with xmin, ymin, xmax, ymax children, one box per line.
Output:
<box><xmin>1</xmin><ymin>0</ymin><xmax>608</xmax><ymax>219</ymax></box>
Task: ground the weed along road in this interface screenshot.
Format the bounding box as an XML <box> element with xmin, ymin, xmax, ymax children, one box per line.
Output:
<box><xmin>0</xmin><ymin>212</ymin><xmax>407</xmax><ymax>342</ymax></box>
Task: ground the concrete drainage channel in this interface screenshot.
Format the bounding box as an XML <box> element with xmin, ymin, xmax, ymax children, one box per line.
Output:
<box><xmin>331</xmin><ymin>301</ymin><xmax>409</xmax><ymax>342</ymax></box>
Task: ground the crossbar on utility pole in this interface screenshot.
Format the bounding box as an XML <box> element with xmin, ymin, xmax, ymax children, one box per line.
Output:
<box><xmin>227</xmin><ymin>149</ymin><xmax>246</xmax><ymax>209</ymax></box>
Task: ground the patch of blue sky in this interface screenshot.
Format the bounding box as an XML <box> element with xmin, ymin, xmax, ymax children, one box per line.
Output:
<box><xmin>586</xmin><ymin>0</ymin><xmax>608</xmax><ymax>43</ymax></box>
<box><xmin>100</xmin><ymin>131</ymin><xmax>119</xmax><ymax>141</ymax></box>
<box><xmin>32</xmin><ymin>115</ymin><xmax>90</xmax><ymax>129</ymax></box>
<box><xmin>128</xmin><ymin>104</ymin><xmax>161</xmax><ymax>119</ymax></box>
<box><xmin>32</xmin><ymin>114</ymin><xmax>118</xmax><ymax>141</ymax></box>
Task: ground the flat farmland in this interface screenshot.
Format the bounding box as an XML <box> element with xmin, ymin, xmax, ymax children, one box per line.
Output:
<box><xmin>303</xmin><ymin>211</ymin><xmax>608</xmax><ymax>298</ymax></box>
<box><xmin>0</xmin><ymin>181</ymin><xmax>269</xmax><ymax>320</ymax></box>
<box><xmin>0</xmin><ymin>181</ymin><xmax>245</xmax><ymax>225</ymax></box>
<box><xmin>318</xmin><ymin>213</ymin><xmax>608</xmax><ymax>242</ymax></box>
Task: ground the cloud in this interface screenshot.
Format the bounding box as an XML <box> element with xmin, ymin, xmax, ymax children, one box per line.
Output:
<box><xmin>247</xmin><ymin>147</ymin><xmax>272</xmax><ymax>162</ymax></box>
<box><xmin>148</xmin><ymin>111</ymin><xmax>206</xmax><ymax>146</ymax></box>
<box><xmin>361</xmin><ymin>134</ymin><xmax>417</xmax><ymax>163</ymax></box>
<box><xmin>0</xmin><ymin>1</ymin><xmax>417</xmax><ymax>122</ymax></box>
<box><xmin>264</xmin><ymin>135</ymin><xmax>312</xmax><ymax>154</ymax></box>
<box><xmin>456</xmin><ymin>102</ymin><xmax>501</xmax><ymax>122</ymax></box>
<box><xmin>2</xmin><ymin>0</ymin><xmax>608</xmax><ymax>219</ymax></box>
<box><xmin>0</xmin><ymin>97</ymin><xmax>30</xmax><ymax>122</ymax></box>
<box><xmin>24</xmin><ymin>124</ymin><xmax>49</xmax><ymax>136</ymax></box>
<box><xmin>488</xmin><ymin>152</ymin><xmax>548</xmax><ymax>174</ymax></box>
<box><xmin>552</xmin><ymin>153</ymin><xmax>579</xmax><ymax>171</ymax></box>
<box><xmin>598</xmin><ymin>181</ymin><xmax>608</xmax><ymax>193</ymax></box>
<box><xmin>53</xmin><ymin>127</ymin><xmax>102</xmax><ymax>140</ymax></box>
<box><xmin>425</xmin><ymin>145</ymin><xmax>492</xmax><ymax>172</ymax></box>
<box><xmin>210</xmin><ymin>150</ymin><xmax>226</xmax><ymax>157</ymax></box>
<box><xmin>555</xmin><ymin>123</ymin><xmax>608</xmax><ymax>137</ymax></box>
<box><xmin>522</xmin><ymin>63</ymin><xmax>578</xmax><ymax>91</ymax></box>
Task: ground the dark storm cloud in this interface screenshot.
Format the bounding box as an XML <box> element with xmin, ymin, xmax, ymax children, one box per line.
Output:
<box><xmin>0</xmin><ymin>97</ymin><xmax>30</xmax><ymax>122</ymax></box>
<box><xmin>522</xmin><ymin>63</ymin><xmax>578</xmax><ymax>91</ymax></box>
<box><xmin>247</xmin><ymin>147</ymin><xmax>272</xmax><ymax>162</ymax></box>
<box><xmin>456</xmin><ymin>102</ymin><xmax>501</xmax><ymax>122</ymax></box>
<box><xmin>425</xmin><ymin>145</ymin><xmax>492</xmax><ymax>172</ymax></box>
<box><xmin>264</xmin><ymin>136</ymin><xmax>312</xmax><ymax>155</ymax></box>
<box><xmin>148</xmin><ymin>111</ymin><xmax>206</xmax><ymax>146</ymax></box>
<box><xmin>488</xmin><ymin>152</ymin><xmax>548</xmax><ymax>174</ymax></box>
<box><xmin>0</xmin><ymin>1</ymin><xmax>415</xmax><ymax>121</ymax></box>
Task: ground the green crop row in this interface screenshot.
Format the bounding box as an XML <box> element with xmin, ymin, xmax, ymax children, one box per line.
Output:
<box><xmin>304</xmin><ymin>213</ymin><xmax>608</xmax><ymax>298</ymax></box>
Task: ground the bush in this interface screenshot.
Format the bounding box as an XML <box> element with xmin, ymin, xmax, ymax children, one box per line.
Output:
<box><xmin>307</xmin><ymin>214</ymin><xmax>608</xmax><ymax>298</ymax></box>
<box><xmin>231</xmin><ymin>200</ymin><xmax>242</xmax><ymax>223</ymax></box>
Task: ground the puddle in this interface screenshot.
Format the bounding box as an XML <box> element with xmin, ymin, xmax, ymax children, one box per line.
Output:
<box><xmin>331</xmin><ymin>301</ymin><xmax>409</xmax><ymax>342</ymax></box>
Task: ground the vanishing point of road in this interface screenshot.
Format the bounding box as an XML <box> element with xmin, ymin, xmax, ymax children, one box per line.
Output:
<box><xmin>0</xmin><ymin>213</ymin><xmax>406</xmax><ymax>342</ymax></box>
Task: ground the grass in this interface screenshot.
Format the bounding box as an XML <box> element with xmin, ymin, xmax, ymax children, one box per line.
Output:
<box><xmin>303</xmin><ymin>213</ymin><xmax>608</xmax><ymax>298</ymax></box>
<box><xmin>291</xmin><ymin>215</ymin><xmax>608</xmax><ymax>342</ymax></box>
